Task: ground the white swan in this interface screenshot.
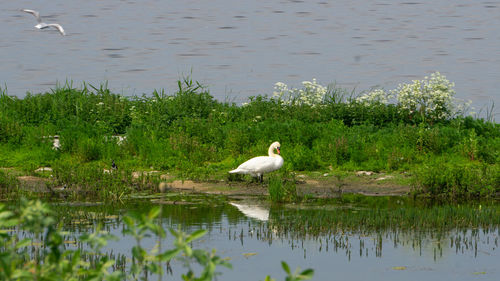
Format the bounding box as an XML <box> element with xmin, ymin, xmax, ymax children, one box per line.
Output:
<box><xmin>229</xmin><ymin>141</ymin><xmax>283</xmax><ymax>182</ymax></box>
<box><xmin>22</xmin><ymin>9</ymin><xmax>66</xmax><ymax>36</ymax></box>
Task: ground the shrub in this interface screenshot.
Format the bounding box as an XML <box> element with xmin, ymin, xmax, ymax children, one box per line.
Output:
<box><xmin>413</xmin><ymin>159</ymin><xmax>499</xmax><ymax>198</ymax></box>
<box><xmin>288</xmin><ymin>145</ymin><xmax>320</xmax><ymax>171</ymax></box>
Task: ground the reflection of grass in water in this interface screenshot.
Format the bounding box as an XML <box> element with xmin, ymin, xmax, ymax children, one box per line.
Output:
<box><xmin>251</xmin><ymin>197</ymin><xmax>500</xmax><ymax>260</ymax></box>
<box><xmin>268</xmin><ymin>197</ymin><xmax>500</xmax><ymax>238</ymax></box>
<box><xmin>40</xmin><ymin>195</ymin><xmax>500</xmax><ymax>239</ymax></box>
<box><xmin>6</xmin><ymin>196</ymin><xmax>499</xmax><ymax>272</ymax></box>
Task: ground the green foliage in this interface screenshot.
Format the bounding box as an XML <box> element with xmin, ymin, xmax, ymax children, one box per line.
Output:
<box><xmin>287</xmin><ymin>145</ymin><xmax>320</xmax><ymax>171</ymax></box>
<box><xmin>0</xmin><ymin>170</ymin><xmax>18</xmax><ymax>191</ymax></box>
<box><xmin>263</xmin><ymin>262</ymin><xmax>314</xmax><ymax>281</ymax></box>
<box><xmin>0</xmin><ymin>77</ymin><xmax>498</xmax><ymax>198</ymax></box>
<box><xmin>268</xmin><ymin>173</ymin><xmax>298</xmax><ymax>203</ymax></box>
<box><xmin>413</xmin><ymin>158</ymin><xmax>499</xmax><ymax>198</ymax></box>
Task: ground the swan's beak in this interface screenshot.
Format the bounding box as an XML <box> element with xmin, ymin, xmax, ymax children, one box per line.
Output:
<box><xmin>276</xmin><ymin>147</ymin><xmax>281</xmax><ymax>154</ymax></box>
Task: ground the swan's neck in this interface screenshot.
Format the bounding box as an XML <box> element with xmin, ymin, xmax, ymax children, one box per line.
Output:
<box><xmin>268</xmin><ymin>147</ymin><xmax>278</xmax><ymax>157</ymax></box>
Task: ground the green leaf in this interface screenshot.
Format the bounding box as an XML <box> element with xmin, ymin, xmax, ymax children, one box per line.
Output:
<box><xmin>15</xmin><ymin>238</ymin><xmax>32</xmax><ymax>249</ymax></box>
<box><xmin>0</xmin><ymin>210</ymin><xmax>14</xmax><ymax>220</ymax></box>
<box><xmin>281</xmin><ymin>261</ymin><xmax>291</xmax><ymax>275</ymax></box>
<box><xmin>102</xmin><ymin>259</ymin><xmax>115</xmax><ymax>269</ymax></box>
<box><xmin>192</xmin><ymin>249</ymin><xmax>208</xmax><ymax>264</ymax></box>
<box><xmin>298</xmin><ymin>269</ymin><xmax>314</xmax><ymax>279</ymax></box>
<box><xmin>122</xmin><ymin>216</ymin><xmax>135</xmax><ymax>228</ymax></box>
<box><xmin>0</xmin><ymin>218</ymin><xmax>18</xmax><ymax>228</ymax></box>
<box><xmin>169</xmin><ymin>228</ymin><xmax>180</xmax><ymax>238</ymax></box>
<box><xmin>132</xmin><ymin>246</ymin><xmax>146</xmax><ymax>260</ymax></box>
<box><xmin>184</xmin><ymin>245</ymin><xmax>193</xmax><ymax>257</ymax></box>
<box><xmin>158</xmin><ymin>248</ymin><xmax>181</xmax><ymax>261</ymax></box>
<box><xmin>186</xmin><ymin>229</ymin><xmax>207</xmax><ymax>243</ymax></box>
<box><xmin>148</xmin><ymin>206</ymin><xmax>162</xmax><ymax>219</ymax></box>
<box><xmin>11</xmin><ymin>269</ymin><xmax>34</xmax><ymax>279</ymax></box>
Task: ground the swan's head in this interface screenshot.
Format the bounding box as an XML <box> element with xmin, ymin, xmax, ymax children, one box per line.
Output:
<box><xmin>270</xmin><ymin>141</ymin><xmax>281</xmax><ymax>155</ymax></box>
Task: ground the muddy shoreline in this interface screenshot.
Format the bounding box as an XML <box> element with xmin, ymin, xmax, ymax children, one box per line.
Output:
<box><xmin>5</xmin><ymin>167</ymin><xmax>411</xmax><ymax>198</ymax></box>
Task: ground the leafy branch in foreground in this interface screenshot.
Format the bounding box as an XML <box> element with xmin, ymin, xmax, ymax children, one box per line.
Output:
<box><xmin>0</xmin><ymin>200</ymin><xmax>314</xmax><ymax>281</ymax></box>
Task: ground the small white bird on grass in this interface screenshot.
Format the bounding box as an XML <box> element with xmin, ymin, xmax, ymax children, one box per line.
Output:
<box><xmin>229</xmin><ymin>141</ymin><xmax>284</xmax><ymax>182</ymax></box>
<box><xmin>22</xmin><ymin>9</ymin><xmax>66</xmax><ymax>36</ymax></box>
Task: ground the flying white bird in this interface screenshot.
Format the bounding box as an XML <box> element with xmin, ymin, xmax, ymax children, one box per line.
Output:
<box><xmin>22</xmin><ymin>9</ymin><xmax>66</xmax><ymax>36</ymax></box>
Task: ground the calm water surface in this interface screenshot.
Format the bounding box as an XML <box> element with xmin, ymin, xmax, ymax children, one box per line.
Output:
<box><xmin>1</xmin><ymin>0</ymin><xmax>499</xmax><ymax>114</ymax></box>
<box><xmin>35</xmin><ymin>198</ymin><xmax>500</xmax><ymax>281</ymax></box>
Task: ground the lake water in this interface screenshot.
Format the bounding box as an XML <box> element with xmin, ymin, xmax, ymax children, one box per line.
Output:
<box><xmin>28</xmin><ymin>197</ymin><xmax>499</xmax><ymax>281</ymax></box>
<box><xmin>1</xmin><ymin>0</ymin><xmax>499</xmax><ymax>115</ymax></box>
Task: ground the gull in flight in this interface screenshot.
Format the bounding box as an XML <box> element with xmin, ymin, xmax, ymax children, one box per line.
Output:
<box><xmin>22</xmin><ymin>9</ymin><xmax>66</xmax><ymax>36</ymax></box>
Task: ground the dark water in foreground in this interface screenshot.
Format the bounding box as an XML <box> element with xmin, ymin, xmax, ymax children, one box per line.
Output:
<box><xmin>1</xmin><ymin>0</ymin><xmax>499</xmax><ymax>114</ymax></box>
<box><xmin>36</xmin><ymin>197</ymin><xmax>500</xmax><ymax>281</ymax></box>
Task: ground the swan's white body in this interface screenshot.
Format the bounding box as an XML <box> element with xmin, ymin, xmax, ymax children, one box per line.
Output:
<box><xmin>229</xmin><ymin>142</ymin><xmax>283</xmax><ymax>180</ymax></box>
<box><xmin>22</xmin><ymin>9</ymin><xmax>66</xmax><ymax>36</ymax></box>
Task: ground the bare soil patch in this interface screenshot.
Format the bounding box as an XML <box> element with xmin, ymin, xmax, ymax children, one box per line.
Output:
<box><xmin>4</xmin><ymin>167</ymin><xmax>411</xmax><ymax>197</ymax></box>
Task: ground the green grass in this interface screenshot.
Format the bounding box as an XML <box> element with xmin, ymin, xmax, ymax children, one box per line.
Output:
<box><xmin>0</xmin><ymin>78</ymin><xmax>498</xmax><ymax>199</ymax></box>
<box><xmin>268</xmin><ymin>172</ymin><xmax>298</xmax><ymax>203</ymax></box>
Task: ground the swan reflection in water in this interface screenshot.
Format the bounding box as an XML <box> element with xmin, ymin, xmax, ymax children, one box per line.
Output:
<box><xmin>230</xmin><ymin>202</ymin><xmax>270</xmax><ymax>221</ymax></box>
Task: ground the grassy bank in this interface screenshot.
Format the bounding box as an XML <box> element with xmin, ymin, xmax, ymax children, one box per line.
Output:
<box><xmin>0</xmin><ymin>75</ymin><xmax>498</xmax><ymax>199</ymax></box>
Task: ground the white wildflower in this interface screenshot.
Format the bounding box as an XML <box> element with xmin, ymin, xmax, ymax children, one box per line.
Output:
<box><xmin>391</xmin><ymin>72</ymin><xmax>462</xmax><ymax>121</ymax></box>
<box><xmin>356</xmin><ymin>89</ymin><xmax>389</xmax><ymax>105</ymax></box>
<box><xmin>272</xmin><ymin>78</ymin><xmax>327</xmax><ymax>107</ymax></box>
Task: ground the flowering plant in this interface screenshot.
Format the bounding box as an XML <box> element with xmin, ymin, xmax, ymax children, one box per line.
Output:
<box><xmin>272</xmin><ymin>79</ymin><xmax>327</xmax><ymax>107</ymax></box>
<box><xmin>356</xmin><ymin>72</ymin><xmax>471</xmax><ymax>122</ymax></box>
<box><xmin>355</xmin><ymin>89</ymin><xmax>389</xmax><ymax>105</ymax></box>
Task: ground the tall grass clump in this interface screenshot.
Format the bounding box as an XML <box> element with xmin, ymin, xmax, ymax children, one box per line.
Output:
<box><xmin>0</xmin><ymin>170</ymin><xmax>19</xmax><ymax>196</ymax></box>
<box><xmin>268</xmin><ymin>173</ymin><xmax>298</xmax><ymax>203</ymax></box>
